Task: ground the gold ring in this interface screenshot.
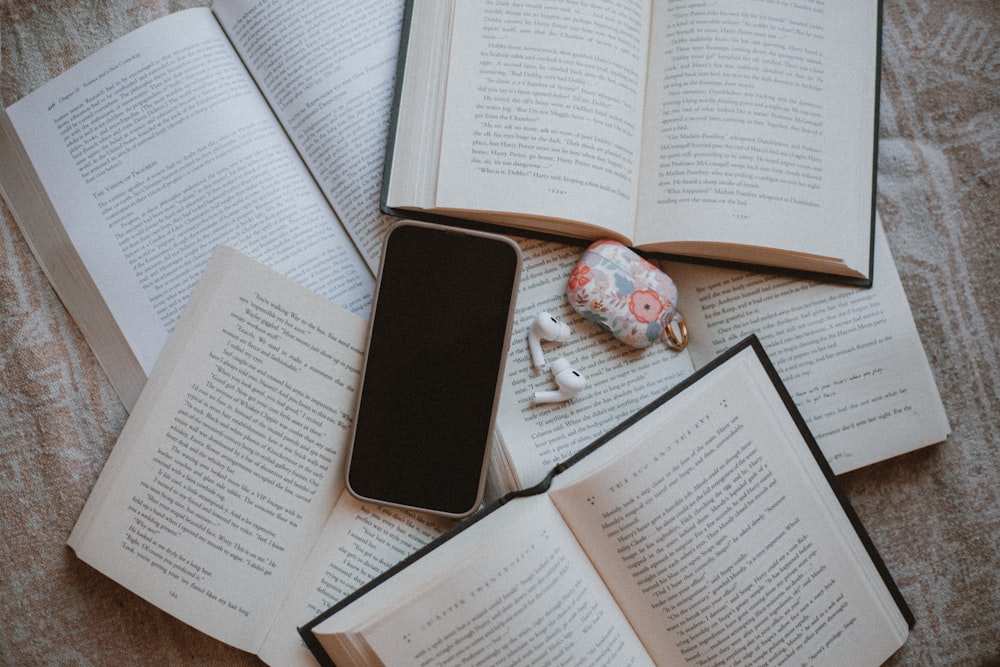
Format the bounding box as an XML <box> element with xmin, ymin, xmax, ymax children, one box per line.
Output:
<box><xmin>665</xmin><ymin>312</ymin><xmax>689</xmax><ymax>351</ymax></box>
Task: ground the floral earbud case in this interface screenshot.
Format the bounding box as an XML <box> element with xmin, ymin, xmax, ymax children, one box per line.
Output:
<box><xmin>567</xmin><ymin>240</ymin><xmax>688</xmax><ymax>351</ymax></box>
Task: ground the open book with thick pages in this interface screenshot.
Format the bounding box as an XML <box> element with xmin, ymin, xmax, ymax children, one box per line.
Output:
<box><xmin>301</xmin><ymin>337</ymin><xmax>913</xmax><ymax>666</ymax></box>
<box><xmin>0</xmin><ymin>0</ymin><xmax>403</xmax><ymax>410</ymax></box>
<box><xmin>382</xmin><ymin>0</ymin><xmax>882</xmax><ymax>285</ymax></box>
<box><xmin>67</xmin><ymin>246</ymin><xmax>454</xmax><ymax>667</ymax></box>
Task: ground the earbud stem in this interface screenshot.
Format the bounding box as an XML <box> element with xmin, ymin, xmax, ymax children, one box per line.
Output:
<box><xmin>531</xmin><ymin>357</ymin><xmax>585</xmax><ymax>404</ymax></box>
<box><xmin>527</xmin><ymin>311</ymin><xmax>571</xmax><ymax>369</ymax></box>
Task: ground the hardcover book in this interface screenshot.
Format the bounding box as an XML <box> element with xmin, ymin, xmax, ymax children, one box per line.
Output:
<box><xmin>382</xmin><ymin>0</ymin><xmax>883</xmax><ymax>285</ymax></box>
<box><xmin>302</xmin><ymin>337</ymin><xmax>913</xmax><ymax>666</ymax></box>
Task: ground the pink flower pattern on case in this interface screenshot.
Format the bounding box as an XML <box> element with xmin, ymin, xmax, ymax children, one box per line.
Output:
<box><xmin>567</xmin><ymin>240</ymin><xmax>680</xmax><ymax>348</ymax></box>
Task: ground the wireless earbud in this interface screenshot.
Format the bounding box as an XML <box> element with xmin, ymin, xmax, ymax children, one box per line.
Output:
<box><xmin>527</xmin><ymin>311</ymin><xmax>571</xmax><ymax>368</ymax></box>
<box><xmin>532</xmin><ymin>358</ymin><xmax>586</xmax><ymax>404</ymax></box>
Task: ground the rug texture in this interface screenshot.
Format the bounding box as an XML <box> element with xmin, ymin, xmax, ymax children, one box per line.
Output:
<box><xmin>1</xmin><ymin>0</ymin><xmax>997</xmax><ymax>665</ymax></box>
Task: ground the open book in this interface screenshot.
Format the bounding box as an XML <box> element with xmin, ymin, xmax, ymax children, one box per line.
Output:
<box><xmin>0</xmin><ymin>0</ymin><xmax>404</xmax><ymax>410</ymax></box>
<box><xmin>382</xmin><ymin>0</ymin><xmax>882</xmax><ymax>285</ymax></box>
<box><xmin>67</xmin><ymin>246</ymin><xmax>453</xmax><ymax>667</ymax></box>
<box><xmin>490</xmin><ymin>219</ymin><xmax>949</xmax><ymax>496</ymax></box>
<box><xmin>302</xmin><ymin>338</ymin><xmax>913</xmax><ymax>666</ymax></box>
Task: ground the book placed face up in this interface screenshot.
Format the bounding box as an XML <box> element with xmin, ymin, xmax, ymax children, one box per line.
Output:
<box><xmin>302</xmin><ymin>337</ymin><xmax>912</xmax><ymax>666</ymax></box>
<box><xmin>382</xmin><ymin>0</ymin><xmax>881</xmax><ymax>284</ymax></box>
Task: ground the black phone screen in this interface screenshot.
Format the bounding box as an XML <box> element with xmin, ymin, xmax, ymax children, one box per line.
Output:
<box><xmin>346</xmin><ymin>222</ymin><xmax>522</xmax><ymax>517</ymax></box>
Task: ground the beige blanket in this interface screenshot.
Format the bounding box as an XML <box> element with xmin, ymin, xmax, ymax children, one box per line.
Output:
<box><xmin>1</xmin><ymin>1</ymin><xmax>997</xmax><ymax>664</ymax></box>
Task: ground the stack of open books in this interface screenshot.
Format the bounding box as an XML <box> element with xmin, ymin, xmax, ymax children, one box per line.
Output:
<box><xmin>0</xmin><ymin>1</ymin><xmax>948</xmax><ymax>665</ymax></box>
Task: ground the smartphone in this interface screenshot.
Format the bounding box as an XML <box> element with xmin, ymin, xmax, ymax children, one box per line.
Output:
<box><xmin>345</xmin><ymin>221</ymin><xmax>522</xmax><ymax>517</ymax></box>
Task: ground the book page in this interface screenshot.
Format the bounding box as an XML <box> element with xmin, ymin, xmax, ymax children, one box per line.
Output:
<box><xmin>315</xmin><ymin>497</ymin><xmax>655</xmax><ymax>666</ymax></box>
<box><xmin>213</xmin><ymin>0</ymin><xmax>403</xmax><ymax>271</ymax></box>
<box><xmin>68</xmin><ymin>247</ymin><xmax>368</xmax><ymax>652</ymax></box>
<box><xmin>491</xmin><ymin>236</ymin><xmax>694</xmax><ymax>493</ymax></box>
<box><xmin>433</xmin><ymin>0</ymin><xmax>652</xmax><ymax>235</ymax></box>
<box><xmin>664</xmin><ymin>222</ymin><xmax>949</xmax><ymax>472</ymax></box>
<box><xmin>636</xmin><ymin>0</ymin><xmax>877</xmax><ymax>272</ymax></box>
<box><xmin>259</xmin><ymin>490</ymin><xmax>450</xmax><ymax>667</ymax></box>
<box><xmin>549</xmin><ymin>345</ymin><xmax>909</xmax><ymax>665</ymax></box>
<box><xmin>3</xmin><ymin>9</ymin><xmax>372</xmax><ymax>406</ymax></box>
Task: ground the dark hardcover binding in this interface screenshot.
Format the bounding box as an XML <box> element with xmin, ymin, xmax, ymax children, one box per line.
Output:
<box><xmin>299</xmin><ymin>335</ymin><xmax>912</xmax><ymax>665</ymax></box>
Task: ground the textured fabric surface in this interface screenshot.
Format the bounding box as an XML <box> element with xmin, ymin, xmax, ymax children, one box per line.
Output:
<box><xmin>1</xmin><ymin>1</ymin><xmax>997</xmax><ymax>665</ymax></box>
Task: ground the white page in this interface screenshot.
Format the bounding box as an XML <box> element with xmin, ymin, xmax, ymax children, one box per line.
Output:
<box><xmin>636</xmin><ymin>0</ymin><xmax>877</xmax><ymax>272</ymax></box>
<box><xmin>68</xmin><ymin>247</ymin><xmax>368</xmax><ymax>651</ymax></box>
<box><xmin>433</xmin><ymin>0</ymin><xmax>651</xmax><ymax>235</ymax></box>
<box><xmin>665</xmin><ymin>222</ymin><xmax>949</xmax><ymax>472</ymax></box>
<box><xmin>324</xmin><ymin>498</ymin><xmax>656</xmax><ymax>666</ymax></box>
<box><xmin>213</xmin><ymin>0</ymin><xmax>403</xmax><ymax>271</ymax></box>
<box><xmin>5</xmin><ymin>9</ymin><xmax>372</xmax><ymax>385</ymax></box>
<box><xmin>550</xmin><ymin>345</ymin><xmax>909</xmax><ymax>665</ymax></box>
